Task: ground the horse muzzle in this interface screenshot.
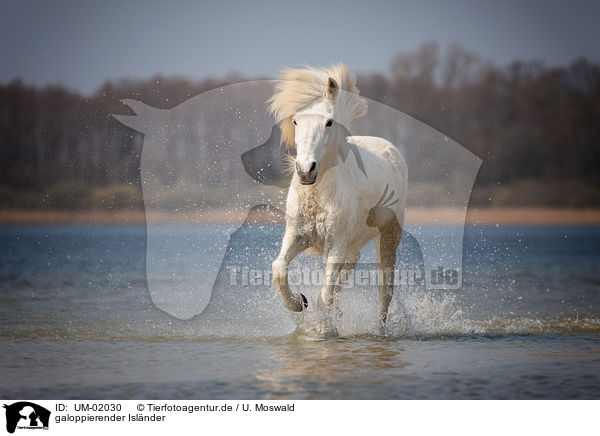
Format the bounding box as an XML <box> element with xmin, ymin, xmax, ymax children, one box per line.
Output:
<box><xmin>296</xmin><ymin>160</ymin><xmax>318</xmax><ymax>185</ymax></box>
<box><xmin>298</xmin><ymin>173</ymin><xmax>317</xmax><ymax>185</ymax></box>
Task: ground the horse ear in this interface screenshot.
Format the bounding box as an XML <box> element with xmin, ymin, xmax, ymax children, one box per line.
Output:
<box><xmin>326</xmin><ymin>77</ymin><xmax>339</xmax><ymax>99</ymax></box>
<box><xmin>112</xmin><ymin>99</ymin><xmax>164</xmax><ymax>134</ymax></box>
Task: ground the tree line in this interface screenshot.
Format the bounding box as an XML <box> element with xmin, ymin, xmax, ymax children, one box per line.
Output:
<box><xmin>0</xmin><ymin>42</ymin><xmax>598</xmax><ymax>208</ymax></box>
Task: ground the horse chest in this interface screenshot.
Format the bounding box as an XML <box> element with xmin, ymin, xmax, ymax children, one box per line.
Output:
<box><xmin>294</xmin><ymin>192</ymin><xmax>333</xmax><ymax>248</ymax></box>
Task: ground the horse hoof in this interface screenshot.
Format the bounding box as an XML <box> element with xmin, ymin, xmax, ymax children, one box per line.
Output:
<box><xmin>300</xmin><ymin>293</ymin><xmax>308</xmax><ymax>309</ymax></box>
<box><xmin>284</xmin><ymin>294</ymin><xmax>308</xmax><ymax>312</ymax></box>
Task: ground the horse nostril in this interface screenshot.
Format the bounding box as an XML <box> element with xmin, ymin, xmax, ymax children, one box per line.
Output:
<box><xmin>309</xmin><ymin>162</ymin><xmax>316</xmax><ymax>173</ymax></box>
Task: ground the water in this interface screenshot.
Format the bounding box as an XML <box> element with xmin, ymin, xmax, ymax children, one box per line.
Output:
<box><xmin>1</xmin><ymin>224</ymin><xmax>599</xmax><ymax>399</ymax></box>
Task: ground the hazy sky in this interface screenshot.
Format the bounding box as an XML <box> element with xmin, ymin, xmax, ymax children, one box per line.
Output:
<box><xmin>1</xmin><ymin>0</ymin><xmax>598</xmax><ymax>94</ymax></box>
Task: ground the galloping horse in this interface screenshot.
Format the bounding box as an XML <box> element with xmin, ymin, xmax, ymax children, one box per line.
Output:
<box><xmin>269</xmin><ymin>63</ymin><xmax>408</xmax><ymax>329</ymax></box>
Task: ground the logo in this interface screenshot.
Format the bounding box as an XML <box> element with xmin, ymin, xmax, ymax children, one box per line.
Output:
<box><xmin>3</xmin><ymin>402</ymin><xmax>50</xmax><ymax>434</ymax></box>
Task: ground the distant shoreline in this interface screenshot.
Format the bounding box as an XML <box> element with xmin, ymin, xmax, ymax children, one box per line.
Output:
<box><xmin>1</xmin><ymin>208</ymin><xmax>600</xmax><ymax>226</ymax></box>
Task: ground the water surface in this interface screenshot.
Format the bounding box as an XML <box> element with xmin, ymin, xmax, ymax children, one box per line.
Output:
<box><xmin>1</xmin><ymin>224</ymin><xmax>598</xmax><ymax>399</ymax></box>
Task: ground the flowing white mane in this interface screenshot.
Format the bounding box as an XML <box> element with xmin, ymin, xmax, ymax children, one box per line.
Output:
<box><xmin>268</xmin><ymin>63</ymin><xmax>368</xmax><ymax>146</ymax></box>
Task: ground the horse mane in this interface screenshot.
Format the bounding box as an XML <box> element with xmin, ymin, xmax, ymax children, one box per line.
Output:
<box><xmin>268</xmin><ymin>63</ymin><xmax>368</xmax><ymax>146</ymax></box>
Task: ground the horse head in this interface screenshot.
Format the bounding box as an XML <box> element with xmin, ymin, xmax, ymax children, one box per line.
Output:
<box><xmin>269</xmin><ymin>64</ymin><xmax>368</xmax><ymax>186</ymax></box>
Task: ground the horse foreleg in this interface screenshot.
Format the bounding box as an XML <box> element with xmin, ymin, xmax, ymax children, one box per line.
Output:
<box><xmin>339</xmin><ymin>251</ymin><xmax>360</xmax><ymax>298</ymax></box>
<box><xmin>272</xmin><ymin>229</ymin><xmax>308</xmax><ymax>312</ymax></box>
<box><xmin>319</xmin><ymin>252</ymin><xmax>347</xmax><ymax>309</ymax></box>
<box><xmin>376</xmin><ymin>222</ymin><xmax>402</xmax><ymax>329</ymax></box>
<box><xmin>330</xmin><ymin>251</ymin><xmax>361</xmax><ymax>320</ymax></box>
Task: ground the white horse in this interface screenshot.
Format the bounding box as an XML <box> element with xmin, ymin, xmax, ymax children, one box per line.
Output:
<box><xmin>269</xmin><ymin>63</ymin><xmax>407</xmax><ymax>329</ymax></box>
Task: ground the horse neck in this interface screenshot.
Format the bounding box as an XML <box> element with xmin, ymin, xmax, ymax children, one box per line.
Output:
<box><xmin>313</xmin><ymin>132</ymin><xmax>353</xmax><ymax>203</ymax></box>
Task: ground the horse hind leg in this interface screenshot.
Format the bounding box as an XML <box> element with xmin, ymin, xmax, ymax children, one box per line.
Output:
<box><xmin>375</xmin><ymin>221</ymin><xmax>402</xmax><ymax>330</ymax></box>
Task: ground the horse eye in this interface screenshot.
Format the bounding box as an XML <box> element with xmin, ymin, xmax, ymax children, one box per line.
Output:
<box><xmin>325</xmin><ymin>119</ymin><xmax>334</xmax><ymax>127</ymax></box>
<box><xmin>293</xmin><ymin>119</ymin><xmax>297</xmax><ymax>125</ymax></box>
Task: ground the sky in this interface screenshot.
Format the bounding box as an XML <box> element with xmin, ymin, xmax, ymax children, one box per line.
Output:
<box><xmin>1</xmin><ymin>0</ymin><xmax>599</xmax><ymax>95</ymax></box>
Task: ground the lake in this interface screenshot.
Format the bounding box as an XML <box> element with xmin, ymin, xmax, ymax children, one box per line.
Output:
<box><xmin>1</xmin><ymin>224</ymin><xmax>598</xmax><ymax>399</ymax></box>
